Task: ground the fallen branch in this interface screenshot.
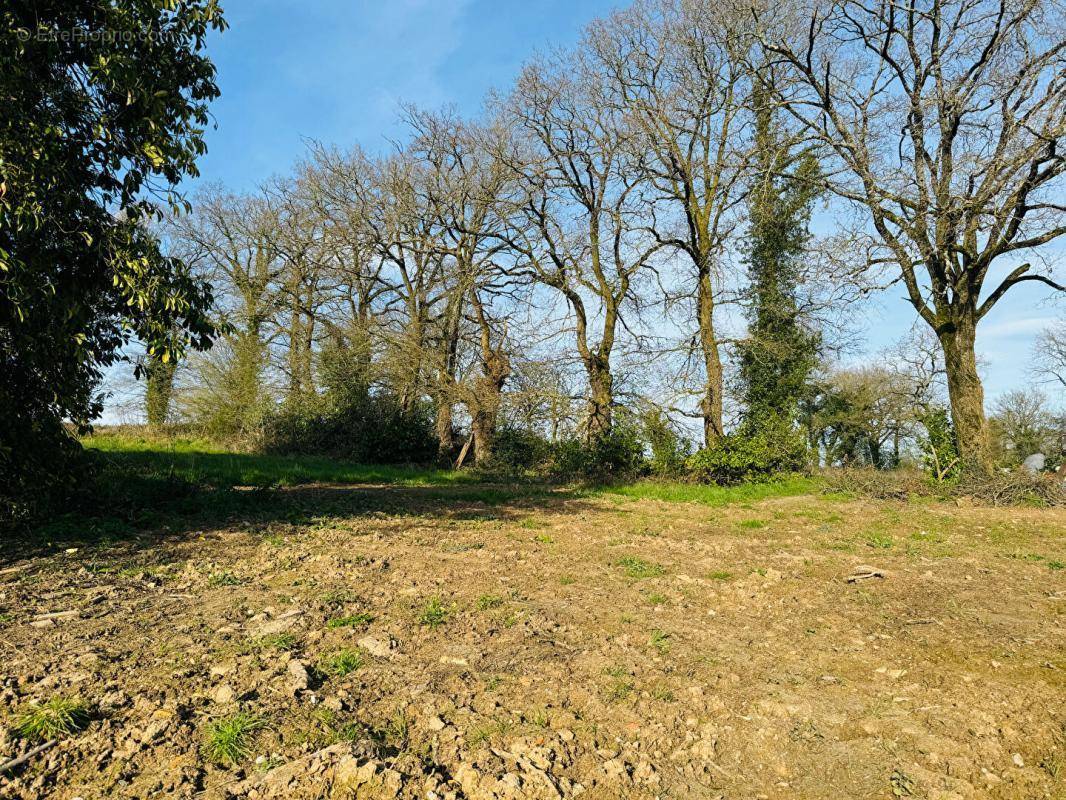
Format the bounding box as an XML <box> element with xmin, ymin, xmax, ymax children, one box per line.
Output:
<box><xmin>846</xmin><ymin>566</ymin><xmax>885</xmax><ymax>583</ymax></box>
<box><xmin>0</xmin><ymin>739</ymin><xmax>57</xmax><ymax>774</ymax></box>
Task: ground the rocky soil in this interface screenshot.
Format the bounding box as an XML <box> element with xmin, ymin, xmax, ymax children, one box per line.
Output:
<box><xmin>1</xmin><ymin>485</ymin><xmax>1064</xmax><ymax>799</ymax></box>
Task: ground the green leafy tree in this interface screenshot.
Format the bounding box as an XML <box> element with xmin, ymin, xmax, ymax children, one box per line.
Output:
<box><xmin>1</xmin><ymin>1</ymin><xmax>226</xmax><ymax>516</ymax></box>
<box><xmin>736</xmin><ymin>82</ymin><xmax>821</xmax><ymax>433</ymax></box>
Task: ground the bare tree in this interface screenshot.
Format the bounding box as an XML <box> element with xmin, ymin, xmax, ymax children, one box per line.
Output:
<box><xmin>498</xmin><ymin>49</ymin><xmax>664</xmax><ymax>439</ymax></box>
<box><xmin>756</xmin><ymin>0</ymin><xmax>1066</xmax><ymax>468</ymax></box>
<box><xmin>587</xmin><ymin>0</ymin><xmax>753</xmax><ymax>444</ymax></box>
<box><xmin>407</xmin><ymin>107</ymin><xmax>518</xmax><ymax>465</ymax></box>
<box><xmin>1033</xmin><ymin>316</ymin><xmax>1066</xmax><ymax>389</ymax></box>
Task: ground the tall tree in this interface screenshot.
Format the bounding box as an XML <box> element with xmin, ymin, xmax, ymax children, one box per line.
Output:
<box><xmin>736</xmin><ymin>80</ymin><xmax>821</xmax><ymax>429</ymax></box>
<box><xmin>756</xmin><ymin>0</ymin><xmax>1066</xmax><ymax>470</ymax></box>
<box><xmin>500</xmin><ymin>50</ymin><xmax>663</xmax><ymax>440</ymax></box>
<box><xmin>1</xmin><ymin>1</ymin><xmax>225</xmax><ymax>512</ymax></box>
<box><xmin>588</xmin><ymin>0</ymin><xmax>752</xmax><ymax>445</ymax></box>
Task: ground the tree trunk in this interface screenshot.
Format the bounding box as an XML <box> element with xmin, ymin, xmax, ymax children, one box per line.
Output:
<box><xmin>585</xmin><ymin>356</ymin><xmax>613</xmax><ymax>440</ymax></box>
<box><xmin>938</xmin><ymin>315</ymin><xmax>991</xmax><ymax>471</ymax></box>
<box><xmin>436</xmin><ymin>395</ymin><xmax>454</xmax><ymax>461</ymax></box>
<box><xmin>145</xmin><ymin>355</ymin><xmax>177</xmax><ymax>430</ymax></box>
<box><xmin>697</xmin><ymin>269</ymin><xmax>724</xmax><ymax>446</ymax></box>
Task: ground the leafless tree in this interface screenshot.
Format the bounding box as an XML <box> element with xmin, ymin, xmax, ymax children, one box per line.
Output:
<box><xmin>497</xmin><ymin>48</ymin><xmax>665</xmax><ymax>439</ymax></box>
<box><xmin>755</xmin><ymin>0</ymin><xmax>1066</xmax><ymax>468</ymax></box>
<box><xmin>586</xmin><ymin>0</ymin><xmax>754</xmax><ymax>444</ymax></box>
<box><xmin>1033</xmin><ymin>316</ymin><xmax>1066</xmax><ymax>390</ymax></box>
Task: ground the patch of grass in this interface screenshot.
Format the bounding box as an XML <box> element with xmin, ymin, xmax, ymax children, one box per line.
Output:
<box><xmin>477</xmin><ymin>594</ymin><xmax>504</xmax><ymax>610</ymax></box>
<box><xmin>596</xmin><ymin>476</ymin><xmax>818</xmax><ymax>507</ymax></box>
<box><xmin>203</xmin><ymin>712</ymin><xmax>265</xmax><ymax>766</ymax></box>
<box><xmin>649</xmin><ymin>629</ymin><xmax>671</xmax><ymax>654</ymax></box>
<box><xmin>616</xmin><ymin>556</ymin><xmax>664</xmax><ymax>579</ymax></box>
<box><xmin>13</xmin><ymin>696</ymin><xmax>91</xmax><ymax>742</ymax></box>
<box><xmin>706</xmin><ymin>570</ymin><xmax>733</xmax><ymax>581</ymax></box>
<box><xmin>1049</xmin><ymin>560</ymin><xmax>1065</xmax><ymax>571</ymax></box>
<box><xmin>866</xmin><ymin>533</ymin><xmax>895</xmax><ymax>549</ymax></box>
<box><xmin>558</xmin><ymin>575</ymin><xmax>575</xmax><ymax>585</ymax></box>
<box><xmin>418</xmin><ymin>598</ymin><xmax>451</xmax><ymax>628</ymax></box>
<box><xmin>207</xmin><ymin>571</ymin><xmax>244</xmax><ymax>587</ymax></box>
<box><xmin>247</xmin><ymin>633</ymin><xmax>297</xmax><ymax>653</ymax></box>
<box><xmin>533</xmin><ymin>533</ymin><xmax>554</xmax><ymax>544</ymax></box>
<box><xmin>518</xmin><ymin>518</ymin><xmax>547</xmax><ymax>529</ymax></box>
<box><xmin>83</xmin><ymin>432</ymin><xmax>470</xmax><ymax>489</ymax></box>
<box><xmin>647</xmin><ymin>592</ymin><xmax>667</xmax><ymax>605</ymax></box>
<box><xmin>326</xmin><ymin>612</ymin><xmax>374</xmax><ymax>629</ymax></box>
<box><xmin>319</xmin><ymin>648</ymin><xmax>364</xmax><ymax>677</ymax></box>
<box><xmin>737</xmin><ymin>519</ymin><xmax>767</xmax><ymax>530</ymax></box>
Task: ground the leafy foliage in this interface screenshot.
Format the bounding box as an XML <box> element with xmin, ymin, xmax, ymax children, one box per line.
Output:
<box><xmin>1</xmin><ymin>0</ymin><xmax>226</xmax><ymax>519</ymax></box>
<box><xmin>261</xmin><ymin>394</ymin><xmax>437</xmax><ymax>465</ymax></box>
<box><xmin>919</xmin><ymin>408</ymin><xmax>960</xmax><ymax>482</ymax></box>
<box><xmin>735</xmin><ymin>82</ymin><xmax>821</xmax><ymax>431</ymax></box>
<box><xmin>686</xmin><ymin>419</ymin><xmax>809</xmax><ymax>484</ymax></box>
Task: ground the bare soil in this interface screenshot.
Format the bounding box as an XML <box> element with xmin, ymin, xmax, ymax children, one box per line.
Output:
<box><xmin>2</xmin><ymin>485</ymin><xmax>1065</xmax><ymax>799</ymax></box>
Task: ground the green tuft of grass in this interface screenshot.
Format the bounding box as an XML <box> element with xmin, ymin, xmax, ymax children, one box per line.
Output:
<box><xmin>252</xmin><ymin>633</ymin><xmax>297</xmax><ymax>652</ymax></box>
<box><xmin>326</xmin><ymin>612</ymin><xmax>374</xmax><ymax>629</ymax></box>
<box><xmin>319</xmin><ymin>648</ymin><xmax>364</xmax><ymax>677</ymax></box>
<box><xmin>866</xmin><ymin>533</ymin><xmax>894</xmax><ymax>549</ymax></box>
<box><xmin>1048</xmin><ymin>560</ymin><xmax>1064</xmax><ymax>571</ymax></box>
<box><xmin>13</xmin><ymin>697</ymin><xmax>91</xmax><ymax>742</ymax></box>
<box><xmin>203</xmin><ymin>712</ymin><xmax>265</xmax><ymax>766</ymax></box>
<box><xmin>558</xmin><ymin>575</ymin><xmax>575</xmax><ymax>585</ymax></box>
<box><xmin>649</xmin><ymin>629</ymin><xmax>671</xmax><ymax>654</ymax></box>
<box><xmin>533</xmin><ymin>533</ymin><xmax>554</xmax><ymax>544</ymax></box>
<box><xmin>737</xmin><ymin>519</ymin><xmax>767</xmax><ymax>529</ymax></box>
<box><xmin>647</xmin><ymin>592</ymin><xmax>667</xmax><ymax>605</ymax></box>
<box><xmin>706</xmin><ymin>570</ymin><xmax>733</xmax><ymax>581</ymax></box>
<box><xmin>207</xmin><ymin>571</ymin><xmax>243</xmax><ymax>587</ymax></box>
<box><xmin>477</xmin><ymin>594</ymin><xmax>504</xmax><ymax>610</ymax></box>
<box><xmin>616</xmin><ymin>555</ymin><xmax>664</xmax><ymax>579</ymax></box>
<box><xmin>418</xmin><ymin>598</ymin><xmax>451</xmax><ymax>628</ymax></box>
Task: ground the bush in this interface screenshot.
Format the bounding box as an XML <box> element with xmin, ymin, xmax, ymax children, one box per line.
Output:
<box><xmin>261</xmin><ymin>393</ymin><xmax>437</xmax><ymax>464</ymax></box>
<box><xmin>549</xmin><ymin>421</ymin><xmax>647</xmax><ymax>480</ymax></box>
<box><xmin>641</xmin><ymin>408</ymin><xmax>691</xmax><ymax>477</ymax></box>
<box><xmin>1</xmin><ymin>418</ymin><xmax>91</xmax><ymax>525</ymax></box>
<box><xmin>686</xmin><ymin>420</ymin><xmax>808</xmax><ymax>484</ymax></box>
<box><xmin>484</xmin><ymin>426</ymin><xmax>555</xmax><ymax>474</ymax></box>
<box><xmin>918</xmin><ymin>408</ymin><xmax>960</xmax><ymax>482</ymax></box>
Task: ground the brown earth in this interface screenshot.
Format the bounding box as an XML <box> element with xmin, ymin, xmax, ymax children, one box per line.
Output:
<box><xmin>1</xmin><ymin>485</ymin><xmax>1064</xmax><ymax>799</ymax></box>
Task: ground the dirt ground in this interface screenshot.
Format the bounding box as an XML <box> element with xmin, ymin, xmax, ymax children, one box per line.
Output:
<box><xmin>2</xmin><ymin>485</ymin><xmax>1064</xmax><ymax>799</ymax></box>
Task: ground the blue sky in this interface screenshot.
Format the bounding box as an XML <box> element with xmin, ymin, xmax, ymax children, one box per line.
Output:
<box><xmin>106</xmin><ymin>0</ymin><xmax>1062</xmax><ymax>420</ymax></box>
<box><xmin>192</xmin><ymin>0</ymin><xmax>621</xmax><ymax>189</ymax></box>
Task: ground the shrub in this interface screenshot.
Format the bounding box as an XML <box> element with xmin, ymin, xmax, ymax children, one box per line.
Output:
<box><xmin>686</xmin><ymin>420</ymin><xmax>808</xmax><ymax>484</ymax></box>
<box><xmin>641</xmin><ymin>408</ymin><xmax>691</xmax><ymax>477</ymax></box>
<box><xmin>918</xmin><ymin>408</ymin><xmax>960</xmax><ymax>482</ymax></box>
<box><xmin>261</xmin><ymin>393</ymin><xmax>436</xmax><ymax>464</ymax></box>
<box><xmin>549</xmin><ymin>420</ymin><xmax>646</xmax><ymax>479</ymax></box>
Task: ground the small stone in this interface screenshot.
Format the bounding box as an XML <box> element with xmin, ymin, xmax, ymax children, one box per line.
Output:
<box><xmin>357</xmin><ymin>637</ymin><xmax>394</xmax><ymax>658</ymax></box>
<box><xmin>426</xmin><ymin>716</ymin><xmax>446</xmax><ymax>731</ymax></box>
<box><xmin>287</xmin><ymin>659</ymin><xmax>309</xmax><ymax>693</ymax></box>
<box><xmin>213</xmin><ymin>685</ymin><xmax>235</xmax><ymax>704</ymax></box>
<box><xmin>1012</xmin><ymin>753</ymin><xmax>1024</xmax><ymax>768</ymax></box>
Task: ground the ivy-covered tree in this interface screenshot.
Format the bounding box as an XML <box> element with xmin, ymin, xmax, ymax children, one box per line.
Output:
<box><xmin>1</xmin><ymin>1</ymin><xmax>226</xmax><ymax>517</ymax></box>
<box><xmin>736</xmin><ymin>82</ymin><xmax>821</xmax><ymax>431</ymax></box>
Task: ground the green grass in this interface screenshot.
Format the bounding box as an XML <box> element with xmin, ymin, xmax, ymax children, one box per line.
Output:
<box><xmin>477</xmin><ymin>594</ymin><xmax>504</xmax><ymax>610</ymax></box>
<box><xmin>203</xmin><ymin>712</ymin><xmax>265</xmax><ymax>766</ymax></box>
<box><xmin>418</xmin><ymin>598</ymin><xmax>451</xmax><ymax>628</ymax></box>
<box><xmin>83</xmin><ymin>432</ymin><xmax>470</xmax><ymax>489</ymax></box>
<box><xmin>616</xmin><ymin>555</ymin><xmax>665</xmax><ymax>579</ymax></box>
<box><xmin>595</xmin><ymin>476</ymin><xmax>818</xmax><ymax>506</ymax></box>
<box><xmin>13</xmin><ymin>697</ymin><xmax>91</xmax><ymax>742</ymax></box>
<box><xmin>326</xmin><ymin>612</ymin><xmax>374</xmax><ymax>629</ymax></box>
<box><xmin>318</xmin><ymin>648</ymin><xmax>364</xmax><ymax>677</ymax></box>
